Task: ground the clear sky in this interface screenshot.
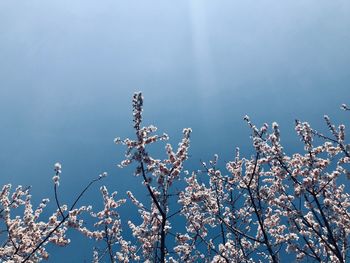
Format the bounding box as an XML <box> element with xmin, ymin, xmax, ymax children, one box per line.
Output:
<box><xmin>0</xmin><ymin>1</ymin><xmax>350</xmax><ymax>262</ymax></box>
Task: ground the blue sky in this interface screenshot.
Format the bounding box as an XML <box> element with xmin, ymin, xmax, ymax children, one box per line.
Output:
<box><xmin>0</xmin><ymin>1</ymin><xmax>350</xmax><ymax>261</ymax></box>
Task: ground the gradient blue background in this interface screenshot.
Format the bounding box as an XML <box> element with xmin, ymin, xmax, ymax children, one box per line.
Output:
<box><xmin>0</xmin><ymin>1</ymin><xmax>350</xmax><ymax>261</ymax></box>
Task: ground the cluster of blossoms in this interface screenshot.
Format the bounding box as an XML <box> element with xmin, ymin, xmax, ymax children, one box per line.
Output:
<box><xmin>2</xmin><ymin>93</ymin><xmax>350</xmax><ymax>263</ymax></box>
<box><xmin>78</xmin><ymin>186</ymin><xmax>139</xmax><ymax>263</ymax></box>
<box><xmin>0</xmin><ymin>162</ymin><xmax>108</xmax><ymax>262</ymax></box>
<box><xmin>113</xmin><ymin>92</ymin><xmax>192</xmax><ymax>262</ymax></box>
<box><xmin>0</xmin><ymin>164</ymin><xmax>83</xmax><ymax>262</ymax></box>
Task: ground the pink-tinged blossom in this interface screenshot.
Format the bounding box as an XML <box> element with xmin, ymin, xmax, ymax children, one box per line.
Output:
<box><xmin>341</xmin><ymin>104</ymin><xmax>349</xmax><ymax>111</ymax></box>
<box><xmin>54</xmin><ymin>162</ymin><xmax>62</xmax><ymax>173</ymax></box>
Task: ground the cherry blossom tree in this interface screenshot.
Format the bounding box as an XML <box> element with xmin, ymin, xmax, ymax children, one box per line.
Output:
<box><xmin>87</xmin><ymin>92</ymin><xmax>350</xmax><ymax>262</ymax></box>
<box><xmin>174</xmin><ymin>110</ymin><xmax>350</xmax><ymax>263</ymax></box>
<box><xmin>1</xmin><ymin>92</ymin><xmax>350</xmax><ymax>263</ymax></box>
